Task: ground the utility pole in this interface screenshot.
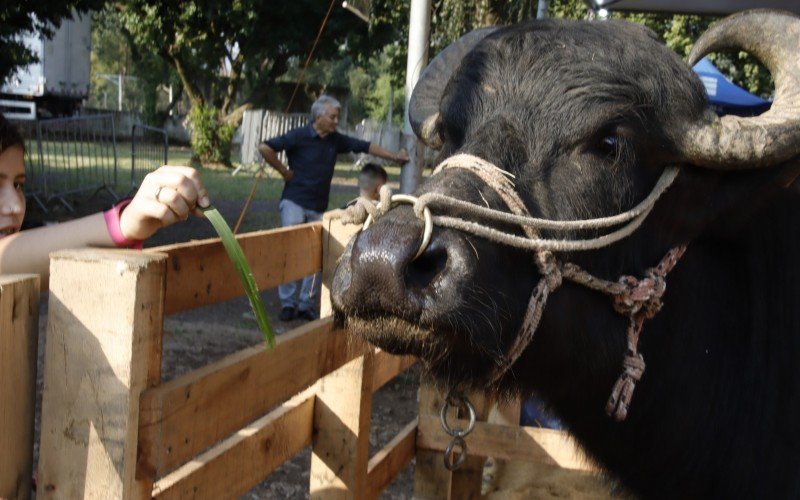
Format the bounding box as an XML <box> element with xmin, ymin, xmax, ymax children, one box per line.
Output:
<box><xmin>400</xmin><ymin>0</ymin><xmax>431</xmax><ymax>193</ymax></box>
<box><xmin>99</xmin><ymin>73</ymin><xmax>135</xmax><ymax>112</ymax></box>
<box><xmin>537</xmin><ymin>0</ymin><xmax>549</xmax><ymax>19</ymax></box>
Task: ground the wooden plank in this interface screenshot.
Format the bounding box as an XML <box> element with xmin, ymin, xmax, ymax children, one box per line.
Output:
<box><xmin>138</xmin><ymin>317</ymin><xmax>354</xmax><ymax>477</ymax></box>
<box><xmin>0</xmin><ymin>274</ymin><xmax>39</xmax><ymax>500</ymax></box>
<box><xmin>371</xmin><ymin>351</ymin><xmax>415</xmax><ymax>390</ymax></box>
<box><xmin>482</xmin><ymin>397</ymin><xmax>524</xmax><ymax>494</ymax></box>
<box><xmin>366</xmin><ymin>419</ymin><xmax>417</xmax><ymax>499</ymax></box>
<box><xmin>417</xmin><ymin>416</ymin><xmax>596</xmax><ymax>472</ymax></box>
<box><xmin>320</xmin><ymin>212</ymin><xmax>360</xmax><ymax>317</ymax></box>
<box><xmin>152</xmin><ymin>391</ymin><xmax>315</xmax><ymax>500</ymax></box>
<box><xmin>37</xmin><ymin>249</ymin><xmax>166</xmax><ymax>499</ymax></box>
<box><xmin>310</xmin><ymin>348</ymin><xmax>375</xmax><ymax>499</ymax></box>
<box><xmin>147</xmin><ymin>222</ymin><xmax>322</xmax><ymax>314</ymax></box>
<box><xmin>413</xmin><ymin>380</ymin><xmax>451</xmax><ymax>499</ymax></box>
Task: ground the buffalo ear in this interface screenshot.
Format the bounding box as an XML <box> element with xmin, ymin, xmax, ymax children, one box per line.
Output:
<box><xmin>657</xmin><ymin>161</ymin><xmax>800</xmax><ymax>242</ymax></box>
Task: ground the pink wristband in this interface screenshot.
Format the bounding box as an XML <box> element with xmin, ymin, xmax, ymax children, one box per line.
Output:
<box><xmin>103</xmin><ymin>198</ymin><xmax>144</xmax><ymax>249</ymax></box>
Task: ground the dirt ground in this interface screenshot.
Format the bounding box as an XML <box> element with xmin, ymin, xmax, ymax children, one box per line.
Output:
<box><xmin>27</xmin><ymin>180</ymin><xmax>621</xmax><ymax>499</ymax></box>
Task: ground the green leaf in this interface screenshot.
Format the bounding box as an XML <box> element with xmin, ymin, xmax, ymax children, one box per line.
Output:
<box><xmin>202</xmin><ymin>206</ymin><xmax>276</xmax><ymax>349</ymax></box>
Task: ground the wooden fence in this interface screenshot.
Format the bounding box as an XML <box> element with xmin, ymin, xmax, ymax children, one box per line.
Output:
<box><xmin>0</xmin><ymin>274</ymin><xmax>40</xmax><ymax>500</ymax></box>
<box><xmin>2</xmin><ymin>215</ymin><xmax>595</xmax><ymax>499</ymax></box>
<box><xmin>239</xmin><ymin>110</ymin><xmax>308</xmax><ymax>166</ymax></box>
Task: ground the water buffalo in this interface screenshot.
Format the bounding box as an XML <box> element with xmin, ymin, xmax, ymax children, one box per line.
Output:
<box><xmin>332</xmin><ymin>10</ymin><xmax>800</xmax><ymax>498</ymax></box>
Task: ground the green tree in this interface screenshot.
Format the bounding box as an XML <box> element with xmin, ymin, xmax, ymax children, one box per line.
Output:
<box><xmin>423</xmin><ymin>0</ymin><xmax>772</xmax><ymax>98</ymax></box>
<box><xmin>89</xmin><ymin>7</ymin><xmax>184</xmax><ymax>124</ymax></box>
<box><xmin>112</xmin><ymin>0</ymin><xmax>369</xmax><ymax>164</ymax></box>
<box><xmin>0</xmin><ymin>0</ymin><xmax>106</xmax><ymax>84</ymax></box>
<box><xmin>547</xmin><ymin>0</ymin><xmax>772</xmax><ymax>97</ymax></box>
<box><xmin>621</xmin><ymin>11</ymin><xmax>773</xmax><ymax>98</ymax></box>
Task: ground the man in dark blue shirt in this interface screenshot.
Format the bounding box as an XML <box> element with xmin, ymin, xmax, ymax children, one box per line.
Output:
<box><xmin>258</xmin><ymin>95</ymin><xmax>408</xmax><ymax>321</ymax></box>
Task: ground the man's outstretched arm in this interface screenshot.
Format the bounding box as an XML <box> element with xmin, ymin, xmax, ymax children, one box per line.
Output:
<box><xmin>368</xmin><ymin>143</ymin><xmax>409</xmax><ymax>164</ymax></box>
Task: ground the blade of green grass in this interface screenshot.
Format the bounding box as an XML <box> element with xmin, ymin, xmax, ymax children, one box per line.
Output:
<box><xmin>202</xmin><ymin>206</ymin><xmax>276</xmax><ymax>348</ymax></box>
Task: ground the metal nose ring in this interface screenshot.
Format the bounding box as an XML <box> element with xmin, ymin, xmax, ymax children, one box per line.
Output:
<box><xmin>362</xmin><ymin>194</ymin><xmax>433</xmax><ymax>260</ymax></box>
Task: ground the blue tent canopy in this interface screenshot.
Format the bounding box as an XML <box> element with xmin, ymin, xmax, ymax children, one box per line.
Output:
<box><xmin>692</xmin><ymin>58</ymin><xmax>772</xmax><ymax>116</ymax></box>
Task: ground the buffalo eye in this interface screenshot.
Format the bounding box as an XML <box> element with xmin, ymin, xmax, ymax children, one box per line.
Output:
<box><xmin>597</xmin><ymin>135</ymin><xmax>623</xmax><ymax>161</ymax></box>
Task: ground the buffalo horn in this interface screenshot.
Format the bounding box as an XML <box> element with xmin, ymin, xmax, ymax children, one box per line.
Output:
<box><xmin>680</xmin><ymin>10</ymin><xmax>800</xmax><ymax>169</ymax></box>
<box><xmin>409</xmin><ymin>27</ymin><xmax>497</xmax><ymax>148</ymax></box>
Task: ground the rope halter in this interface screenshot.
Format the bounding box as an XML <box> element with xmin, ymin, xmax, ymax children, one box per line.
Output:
<box><xmin>332</xmin><ymin>154</ymin><xmax>686</xmax><ymax>422</ymax></box>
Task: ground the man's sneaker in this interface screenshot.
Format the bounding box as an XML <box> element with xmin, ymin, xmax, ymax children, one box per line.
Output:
<box><xmin>279</xmin><ymin>306</ymin><xmax>296</xmax><ymax>321</ymax></box>
<box><xmin>297</xmin><ymin>308</ymin><xmax>318</xmax><ymax>321</ymax></box>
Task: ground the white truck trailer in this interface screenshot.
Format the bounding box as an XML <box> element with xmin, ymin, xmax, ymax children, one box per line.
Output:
<box><xmin>1</xmin><ymin>13</ymin><xmax>91</xmax><ymax>120</ymax></box>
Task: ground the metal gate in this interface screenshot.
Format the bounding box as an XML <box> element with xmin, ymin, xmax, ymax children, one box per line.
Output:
<box><xmin>131</xmin><ymin>124</ymin><xmax>169</xmax><ymax>189</ymax></box>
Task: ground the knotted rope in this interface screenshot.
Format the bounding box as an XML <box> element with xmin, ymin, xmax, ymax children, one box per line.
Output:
<box><xmin>330</xmin><ymin>154</ymin><xmax>687</xmax><ymax>421</ymax></box>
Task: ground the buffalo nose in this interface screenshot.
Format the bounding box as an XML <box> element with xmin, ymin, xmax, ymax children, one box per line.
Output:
<box><xmin>336</xmin><ymin>211</ymin><xmax>448</xmax><ymax>317</ymax></box>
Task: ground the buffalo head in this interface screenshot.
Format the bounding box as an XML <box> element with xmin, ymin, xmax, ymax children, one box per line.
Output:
<box><xmin>332</xmin><ymin>11</ymin><xmax>800</xmax><ymax>484</ymax></box>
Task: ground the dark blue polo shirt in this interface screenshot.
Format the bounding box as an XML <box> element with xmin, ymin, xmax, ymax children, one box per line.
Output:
<box><xmin>264</xmin><ymin>124</ymin><xmax>370</xmax><ymax>212</ymax></box>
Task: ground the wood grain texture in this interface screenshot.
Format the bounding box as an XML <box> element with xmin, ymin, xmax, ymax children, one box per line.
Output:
<box><xmin>37</xmin><ymin>249</ymin><xmax>166</xmax><ymax>500</ymax></box>
<box><xmin>0</xmin><ymin>274</ymin><xmax>39</xmax><ymax>500</ymax></box>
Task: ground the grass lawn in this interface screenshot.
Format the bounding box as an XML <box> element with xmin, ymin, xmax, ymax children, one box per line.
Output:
<box><xmin>160</xmin><ymin>146</ymin><xmax>405</xmax><ymax>215</ymax></box>
<box><xmin>25</xmin><ymin>143</ymin><xmax>407</xmax><ymax>234</ymax></box>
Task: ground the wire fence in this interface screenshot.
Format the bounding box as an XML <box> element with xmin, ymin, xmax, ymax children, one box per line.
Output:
<box><xmin>10</xmin><ymin>114</ymin><xmax>168</xmax><ymax>212</ymax></box>
<box><xmin>11</xmin><ymin>119</ymin><xmax>47</xmax><ymax>212</ymax></box>
<box><xmin>131</xmin><ymin>124</ymin><xmax>168</xmax><ymax>189</ymax></box>
<box><xmin>34</xmin><ymin>114</ymin><xmax>119</xmax><ymax>211</ymax></box>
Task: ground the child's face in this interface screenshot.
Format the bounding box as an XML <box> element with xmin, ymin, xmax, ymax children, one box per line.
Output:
<box><xmin>0</xmin><ymin>145</ymin><xmax>26</xmax><ymax>238</ymax></box>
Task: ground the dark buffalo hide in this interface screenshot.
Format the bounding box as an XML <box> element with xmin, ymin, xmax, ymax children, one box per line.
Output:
<box><xmin>332</xmin><ymin>13</ymin><xmax>800</xmax><ymax>499</ymax></box>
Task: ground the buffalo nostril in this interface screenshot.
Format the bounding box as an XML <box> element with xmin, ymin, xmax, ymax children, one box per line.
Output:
<box><xmin>405</xmin><ymin>246</ymin><xmax>448</xmax><ymax>290</ymax></box>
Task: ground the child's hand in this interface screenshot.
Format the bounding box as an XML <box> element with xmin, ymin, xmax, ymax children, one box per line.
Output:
<box><xmin>120</xmin><ymin>166</ymin><xmax>210</xmax><ymax>241</ymax></box>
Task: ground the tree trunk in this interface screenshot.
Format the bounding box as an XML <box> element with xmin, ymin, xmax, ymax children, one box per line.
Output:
<box><xmin>165</xmin><ymin>47</ymin><xmax>204</xmax><ymax>107</ymax></box>
<box><xmin>221</xmin><ymin>52</ymin><xmax>245</xmax><ymax>116</ymax></box>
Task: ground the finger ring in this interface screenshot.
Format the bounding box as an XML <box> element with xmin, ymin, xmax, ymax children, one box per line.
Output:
<box><xmin>154</xmin><ymin>186</ymin><xmax>164</xmax><ymax>201</ymax></box>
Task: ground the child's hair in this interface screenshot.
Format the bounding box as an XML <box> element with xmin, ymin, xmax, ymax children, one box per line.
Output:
<box><xmin>358</xmin><ymin>163</ymin><xmax>388</xmax><ymax>190</ymax></box>
<box><xmin>0</xmin><ymin>114</ymin><xmax>25</xmax><ymax>155</ymax></box>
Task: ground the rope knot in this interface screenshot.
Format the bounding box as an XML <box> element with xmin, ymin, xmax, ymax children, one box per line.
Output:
<box><xmin>605</xmin><ymin>352</ymin><xmax>646</xmax><ymax>422</ymax></box>
<box><xmin>336</xmin><ymin>185</ymin><xmax>394</xmax><ymax>226</ymax></box>
<box><xmin>613</xmin><ymin>272</ymin><xmax>666</xmax><ymax>318</ymax></box>
<box><xmin>536</xmin><ymin>251</ymin><xmax>562</xmax><ymax>290</ymax></box>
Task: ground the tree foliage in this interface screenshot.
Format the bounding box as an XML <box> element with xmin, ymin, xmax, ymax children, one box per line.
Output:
<box><xmin>89</xmin><ymin>6</ymin><xmax>183</xmax><ymax>124</ymax></box>
<box><xmin>0</xmin><ymin>0</ymin><xmax>105</xmax><ymax>84</ymax></box>
<box><xmin>420</xmin><ymin>0</ymin><xmax>773</xmax><ymax>98</ymax></box>
<box><xmin>108</xmin><ymin>0</ymin><xmax>372</xmax><ymax>163</ymax></box>
<box><xmin>115</xmin><ymin>1</ymin><xmax>368</xmax><ymax>118</ymax></box>
<box><xmin>187</xmin><ymin>103</ymin><xmax>236</xmax><ymax>165</ymax></box>
<box><xmin>618</xmin><ymin>11</ymin><xmax>773</xmax><ymax>98</ymax></box>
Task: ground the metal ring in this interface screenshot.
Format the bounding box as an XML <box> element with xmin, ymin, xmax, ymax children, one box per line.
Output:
<box><xmin>439</xmin><ymin>393</ymin><xmax>477</xmax><ymax>438</ymax></box>
<box><xmin>443</xmin><ymin>436</ymin><xmax>468</xmax><ymax>470</ymax></box>
<box><xmin>362</xmin><ymin>194</ymin><xmax>433</xmax><ymax>260</ymax></box>
<box><xmin>154</xmin><ymin>185</ymin><xmax>164</xmax><ymax>201</ymax></box>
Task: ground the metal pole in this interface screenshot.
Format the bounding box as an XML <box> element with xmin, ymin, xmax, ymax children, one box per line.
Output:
<box><xmin>131</xmin><ymin>124</ymin><xmax>138</xmax><ymax>188</ymax></box>
<box><xmin>400</xmin><ymin>0</ymin><xmax>431</xmax><ymax>194</ymax></box>
<box><xmin>118</xmin><ymin>75</ymin><xmax>123</xmax><ymax>112</ymax></box>
<box><xmin>388</xmin><ymin>85</ymin><xmax>394</xmax><ymax>124</ymax></box>
<box><xmin>537</xmin><ymin>0</ymin><xmax>549</xmax><ymax>19</ymax></box>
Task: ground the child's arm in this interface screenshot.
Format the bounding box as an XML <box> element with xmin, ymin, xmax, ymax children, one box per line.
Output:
<box><xmin>0</xmin><ymin>165</ymin><xmax>209</xmax><ymax>278</ymax></box>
